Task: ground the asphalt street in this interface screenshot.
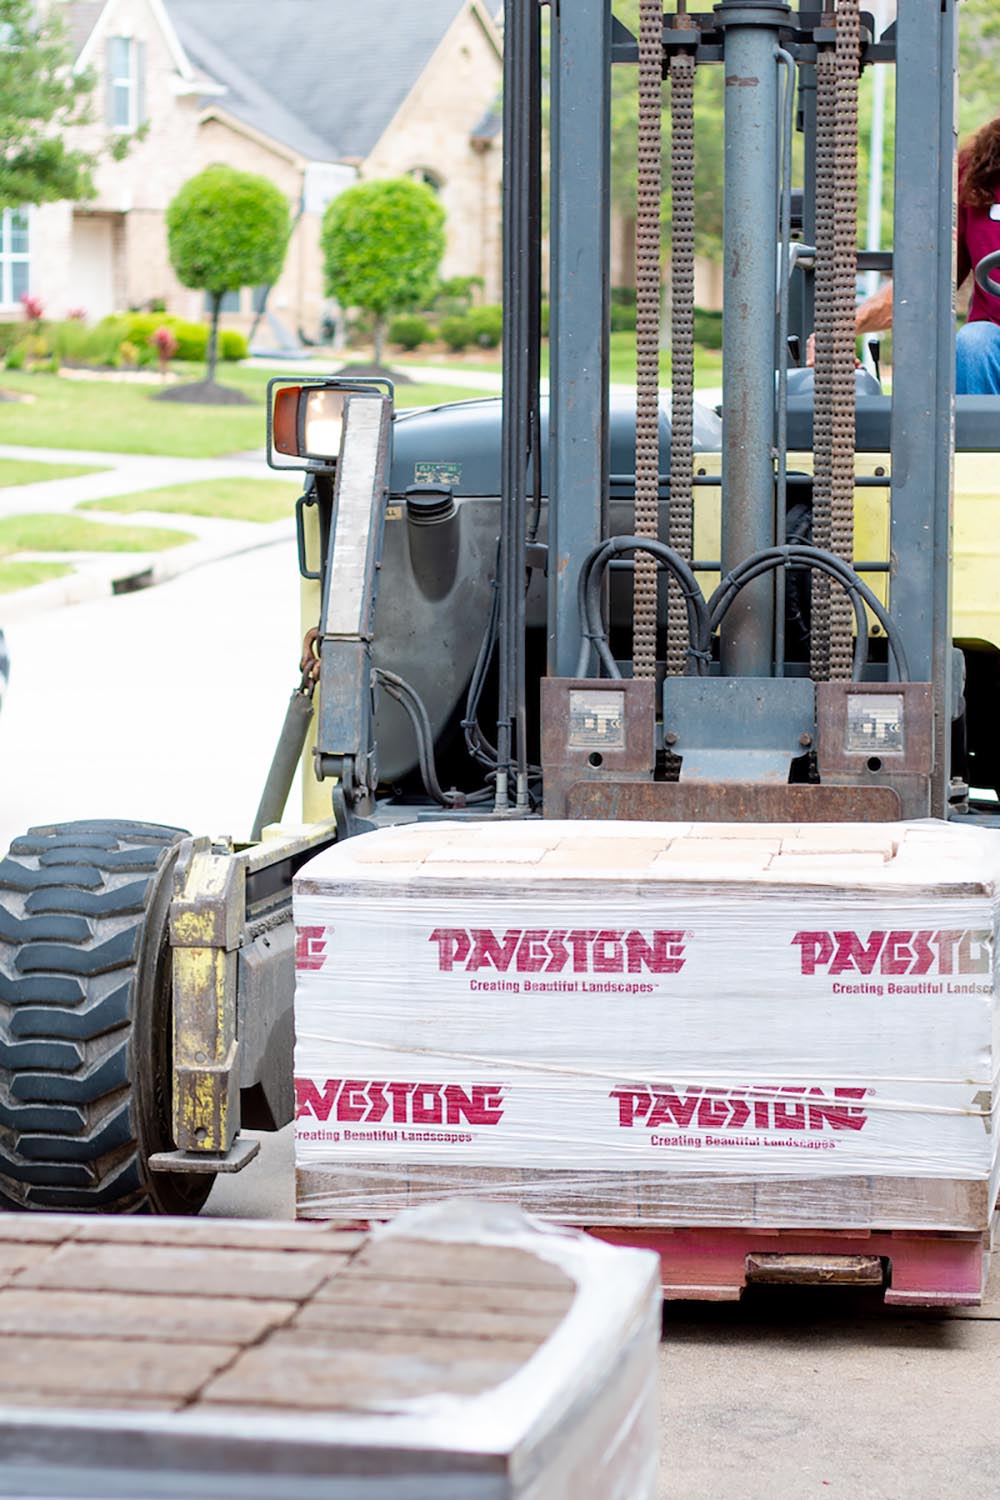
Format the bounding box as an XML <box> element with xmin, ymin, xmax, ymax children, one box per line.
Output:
<box><xmin>2</xmin><ymin>542</ymin><xmax>999</xmax><ymax>1498</ymax></box>
<box><xmin>0</xmin><ymin>539</ymin><xmax>301</xmax><ymax>853</ymax></box>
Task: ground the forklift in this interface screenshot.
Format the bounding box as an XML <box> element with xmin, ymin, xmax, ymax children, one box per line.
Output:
<box><xmin>0</xmin><ymin>0</ymin><xmax>996</xmax><ymax>1295</ymax></box>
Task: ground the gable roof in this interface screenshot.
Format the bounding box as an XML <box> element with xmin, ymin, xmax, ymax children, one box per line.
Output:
<box><xmin>164</xmin><ymin>0</ymin><xmax>492</xmax><ymax>164</ymax></box>
<box><xmin>64</xmin><ymin>1</ymin><xmax>106</xmax><ymax>57</ymax></box>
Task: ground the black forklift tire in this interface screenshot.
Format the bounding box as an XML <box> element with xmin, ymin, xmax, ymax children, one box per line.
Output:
<box><xmin>0</xmin><ymin>820</ymin><xmax>214</xmax><ymax>1214</ymax></box>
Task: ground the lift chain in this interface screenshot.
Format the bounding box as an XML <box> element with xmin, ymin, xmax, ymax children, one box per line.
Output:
<box><xmin>811</xmin><ymin>0</ymin><xmax>860</xmax><ymax>682</ymax></box>
<box><xmin>810</xmin><ymin>49</ymin><xmax>834</xmax><ymax>677</ymax></box>
<box><xmin>666</xmin><ymin>50</ymin><xmax>697</xmax><ymax>679</ymax></box>
<box><xmin>633</xmin><ymin>0</ymin><xmax>665</xmax><ymax>681</ymax></box>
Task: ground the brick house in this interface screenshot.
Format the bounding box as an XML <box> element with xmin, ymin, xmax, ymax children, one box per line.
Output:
<box><xmin>20</xmin><ymin>0</ymin><xmax>503</xmax><ymax>336</ymax></box>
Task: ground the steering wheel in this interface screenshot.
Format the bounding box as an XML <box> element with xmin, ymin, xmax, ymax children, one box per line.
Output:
<box><xmin>974</xmin><ymin>248</ymin><xmax>1000</xmax><ymax>298</ymax></box>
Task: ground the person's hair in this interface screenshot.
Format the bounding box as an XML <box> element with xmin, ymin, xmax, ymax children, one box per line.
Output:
<box><xmin>960</xmin><ymin>116</ymin><xmax>1000</xmax><ymax>209</ymax></box>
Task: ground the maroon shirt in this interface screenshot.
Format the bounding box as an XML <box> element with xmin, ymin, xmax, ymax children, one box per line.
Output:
<box><xmin>957</xmin><ymin>171</ymin><xmax>1000</xmax><ymax>325</ymax></box>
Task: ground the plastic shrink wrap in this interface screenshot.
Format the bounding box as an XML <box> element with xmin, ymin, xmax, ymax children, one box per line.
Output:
<box><xmin>0</xmin><ymin>1203</ymin><xmax>661</xmax><ymax>1500</ymax></box>
<box><xmin>293</xmin><ymin>819</ymin><xmax>1000</xmax><ymax>1231</ymax></box>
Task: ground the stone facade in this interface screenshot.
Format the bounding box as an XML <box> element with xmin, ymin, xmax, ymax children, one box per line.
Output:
<box><xmin>362</xmin><ymin>4</ymin><xmax>502</xmax><ymax>300</ymax></box>
<box><xmin>21</xmin><ymin>0</ymin><xmax>503</xmax><ymax>334</ymax></box>
<box><xmin>31</xmin><ymin>0</ymin><xmax>204</xmax><ymax>321</ymax></box>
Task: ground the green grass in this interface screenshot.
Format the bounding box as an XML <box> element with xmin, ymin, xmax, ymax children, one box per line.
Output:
<box><xmin>82</xmin><ymin>477</ymin><xmax>301</xmax><ymax>524</ymax></box>
<box><xmin>0</xmin><ymin>457</ymin><xmax>108</xmax><ymax>487</ymax></box>
<box><xmin>0</xmin><ymin>514</ymin><xmax>195</xmax><ymax>556</ymax></box>
<box><xmin>0</xmin><ymin>559</ymin><xmax>73</xmax><ymax>594</ymax></box>
<box><xmin>0</xmin><ymin>346</ymin><xmax>724</xmax><ymax>466</ymax></box>
<box><xmin>393</xmin><ymin>383</ymin><xmax>492</xmax><ymax>409</ymax></box>
<box><xmin>390</xmin><ymin>334</ymin><xmax>725</xmax><ymax>388</ymax></box>
<box><xmin>0</xmin><ymin>369</ymin><xmax>266</xmax><ymax>457</ymax></box>
<box><xmin>0</xmin><ymin>367</ymin><xmax>489</xmax><ymax>456</ymax></box>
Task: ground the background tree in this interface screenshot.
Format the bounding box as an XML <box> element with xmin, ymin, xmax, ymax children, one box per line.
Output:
<box><xmin>166</xmin><ymin>166</ymin><xmax>290</xmax><ymax>384</ymax></box>
<box><xmin>321</xmin><ymin>178</ymin><xmax>446</xmax><ymax>365</ymax></box>
<box><xmin>959</xmin><ymin>0</ymin><xmax>1000</xmax><ymax>135</ymax></box>
<box><xmin>0</xmin><ymin>0</ymin><xmax>125</xmax><ymax>211</ymax></box>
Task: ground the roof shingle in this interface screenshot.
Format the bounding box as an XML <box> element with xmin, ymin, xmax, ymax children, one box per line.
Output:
<box><xmin>164</xmin><ymin>0</ymin><xmax>476</xmax><ymax>162</ymax></box>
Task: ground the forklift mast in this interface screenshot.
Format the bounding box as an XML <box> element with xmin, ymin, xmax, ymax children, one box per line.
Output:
<box><xmin>530</xmin><ymin>0</ymin><xmax>957</xmax><ymax>825</ymax></box>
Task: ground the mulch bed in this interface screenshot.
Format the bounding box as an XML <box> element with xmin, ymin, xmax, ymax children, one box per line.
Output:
<box><xmin>153</xmin><ymin>380</ymin><xmax>253</xmax><ymax>406</ymax></box>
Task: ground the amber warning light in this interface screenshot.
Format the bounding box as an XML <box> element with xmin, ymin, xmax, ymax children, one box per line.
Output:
<box><xmin>271</xmin><ymin>385</ymin><xmax>302</xmax><ymax>457</ymax></box>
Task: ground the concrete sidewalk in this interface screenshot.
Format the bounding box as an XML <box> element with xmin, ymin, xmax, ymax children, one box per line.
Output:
<box><xmin>0</xmin><ymin>443</ymin><xmax>294</xmax><ymax>619</ymax></box>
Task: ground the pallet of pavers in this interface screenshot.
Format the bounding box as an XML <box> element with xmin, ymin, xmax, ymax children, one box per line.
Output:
<box><xmin>0</xmin><ymin>1201</ymin><xmax>659</xmax><ymax>1498</ymax></box>
<box><xmin>294</xmin><ymin>818</ymin><xmax>1000</xmax><ymax>1233</ymax></box>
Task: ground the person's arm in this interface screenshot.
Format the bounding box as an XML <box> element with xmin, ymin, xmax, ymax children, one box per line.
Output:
<box><xmin>855</xmin><ymin>278</ymin><xmax>893</xmax><ymax>334</ymax></box>
<box><xmin>806</xmin><ymin>280</ymin><xmax>892</xmax><ymax>365</ymax></box>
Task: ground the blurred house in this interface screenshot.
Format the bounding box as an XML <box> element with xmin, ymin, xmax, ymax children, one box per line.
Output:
<box><xmin>24</xmin><ymin>0</ymin><xmax>503</xmax><ymax>337</ymax></box>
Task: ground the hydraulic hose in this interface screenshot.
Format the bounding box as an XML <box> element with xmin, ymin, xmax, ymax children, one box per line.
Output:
<box><xmin>708</xmin><ymin>544</ymin><xmax>910</xmax><ymax>682</ymax></box>
<box><xmin>376</xmin><ymin>669</ymin><xmax>495</xmax><ymax>808</ymax></box>
<box><xmin>575</xmin><ymin>535</ymin><xmax>712</xmax><ymax>679</ymax></box>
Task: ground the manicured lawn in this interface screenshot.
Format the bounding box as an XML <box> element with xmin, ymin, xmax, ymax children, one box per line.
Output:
<box><xmin>0</xmin><ymin>368</ymin><xmax>491</xmax><ymax>456</ymax></box>
<box><xmin>0</xmin><ymin>560</ymin><xmax>73</xmax><ymax>594</ymax></box>
<box><xmin>394</xmin><ymin>334</ymin><xmax>726</xmax><ymax>387</ymax></box>
<box><xmin>0</xmin><ymin>457</ymin><xmax>109</xmax><ymax>487</ymax></box>
<box><xmin>82</xmin><ymin>477</ymin><xmax>301</xmax><ymax>524</ymax></box>
<box><xmin>0</xmin><ymin>514</ymin><xmax>194</xmax><ymax>556</ymax></box>
<box><xmin>0</xmin><ymin>371</ymin><xmax>266</xmax><ymax>457</ymax></box>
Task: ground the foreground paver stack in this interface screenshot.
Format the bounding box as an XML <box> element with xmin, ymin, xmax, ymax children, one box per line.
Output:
<box><xmin>0</xmin><ymin>1202</ymin><xmax>660</xmax><ymax>1498</ymax></box>
<box><xmin>294</xmin><ymin>819</ymin><xmax>1000</xmax><ymax>1232</ymax></box>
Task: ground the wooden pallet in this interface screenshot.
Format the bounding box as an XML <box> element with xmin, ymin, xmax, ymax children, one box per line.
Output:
<box><xmin>0</xmin><ymin>1209</ymin><xmax>660</xmax><ymax>1498</ymax></box>
<box><xmin>297</xmin><ymin>1163</ymin><xmax>991</xmax><ymax>1234</ymax></box>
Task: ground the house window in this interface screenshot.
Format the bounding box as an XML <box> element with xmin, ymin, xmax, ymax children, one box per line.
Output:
<box><xmin>0</xmin><ymin>209</ymin><xmax>30</xmax><ymax>308</ymax></box>
<box><xmin>107</xmin><ymin>36</ymin><xmax>144</xmax><ymax>132</ymax></box>
<box><xmin>410</xmin><ymin>168</ymin><xmax>443</xmax><ymax>194</ymax></box>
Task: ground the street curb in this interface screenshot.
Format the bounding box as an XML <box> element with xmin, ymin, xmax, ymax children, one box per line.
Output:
<box><xmin>2</xmin><ymin>520</ymin><xmax>295</xmax><ymax>623</ymax></box>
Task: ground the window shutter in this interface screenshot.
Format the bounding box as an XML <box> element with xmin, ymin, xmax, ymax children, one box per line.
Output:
<box><xmin>137</xmin><ymin>40</ymin><xmax>148</xmax><ymax>126</ymax></box>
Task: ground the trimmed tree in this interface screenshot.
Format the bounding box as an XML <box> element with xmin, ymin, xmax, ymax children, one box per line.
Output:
<box><xmin>321</xmin><ymin>178</ymin><xmax>446</xmax><ymax>364</ymax></box>
<box><xmin>166</xmin><ymin>166</ymin><xmax>290</xmax><ymax>384</ymax></box>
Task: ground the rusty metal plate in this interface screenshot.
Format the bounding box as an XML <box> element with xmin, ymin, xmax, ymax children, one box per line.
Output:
<box><xmin>564</xmin><ymin>781</ymin><xmax>903</xmax><ymax>822</ymax></box>
<box><xmin>816</xmin><ymin>680</ymin><xmax>934</xmax><ymax>776</ymax></box>
<box><xmin>541</xmin><ymin>677</ymin><xmax>656</xmax><ymax>773</ymax></box>
<box><xmin>542</xmin><ymin>678</ymin><xmax>657</xmax><ymax>818</ymax></box>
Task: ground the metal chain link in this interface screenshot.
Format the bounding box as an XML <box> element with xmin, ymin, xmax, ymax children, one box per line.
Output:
<box><xmin>811</xmin><ymin>0</ymin><xmax>860</xmax><ymax>682</ymax></box>
<box><xmin>810</xmin><ymin>48</ymin><xmax>835</xmax><ymax>680</ymax></box>
<box><xmin>633</xmin><ymin>0</ymin><xmax>665</xmax><ymax>681</ymax></box>
<box><xmin>829</xmin><ymin>0</ymin><xmax>860</xmax><ymax>681</ymax></box>
<box><xmin>299</xmin><ymin>626</ymin><xmax>321</xmax><ymax>697</ymax></box>
<box><xmin>666</xmin><ymin>51</ymin><xmax>696</xmax><ymax>678</ymax></box>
